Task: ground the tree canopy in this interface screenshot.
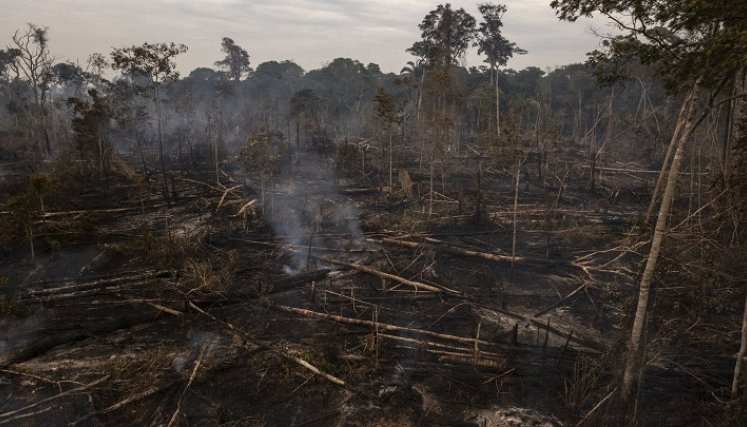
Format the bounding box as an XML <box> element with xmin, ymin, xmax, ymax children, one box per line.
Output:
<box><xmin>475</xmin><ymin>3</ymin><xmax>526</xmax><ymax>70</ymax></box>
<box><xmin>407</xmin><ymin>3</ymin><xmax>476</xmax><ymax>66</ymax></box>
<box><xmin>551</xmin><ymin>0</ymin><xmax>747</xmax><ymax>92</ymax></box>
<box><xmin>215</xmin><ymin>37</ymin><xmax>251</xmax><ymax>82</ymax></box>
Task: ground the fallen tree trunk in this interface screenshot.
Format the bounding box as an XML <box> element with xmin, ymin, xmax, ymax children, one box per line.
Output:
<box><xmin>319</xmin><ymin>256</ymin><xmax>460</xmax><ymax>294</ymax></box>
<box><xmin>275</xmin><ymin>304</ymin><xmax>493</xmax><ymax>347</ymax></box>
<box><xmin>186</xmin><ymin>299</ymin><xmax>346</xmax><ymax>387</ymax></box>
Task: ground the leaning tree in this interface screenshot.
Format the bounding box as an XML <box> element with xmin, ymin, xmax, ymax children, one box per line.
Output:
<box><xmin>551</xmin><ymin>0</ymin><xmax>747</xmax><ymax>420</ymax></box>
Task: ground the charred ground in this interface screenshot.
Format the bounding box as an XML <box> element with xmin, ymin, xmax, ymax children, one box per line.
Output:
<box><xmin>1</xmin><ymin>131</ymin><xmax>742</xmax><ymax>426</ymax></box>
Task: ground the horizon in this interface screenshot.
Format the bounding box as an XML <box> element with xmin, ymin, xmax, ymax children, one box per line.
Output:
<box><xmin>1</xmin><ymin>0</ymin><xmax>613</xmax><ymax>76</ymax></box>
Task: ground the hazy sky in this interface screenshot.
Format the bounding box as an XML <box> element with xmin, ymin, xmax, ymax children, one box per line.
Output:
<box><xmin>1</xmin><ymin>0</ymin><xmax>613</xmax><ymax>74</ymax></box>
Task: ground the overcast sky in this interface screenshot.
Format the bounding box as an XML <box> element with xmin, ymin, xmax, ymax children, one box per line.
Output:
<box><xmin>1</xmin><ymin>0</ymin><xmax>613</xmax><ymax>75</ymax></box>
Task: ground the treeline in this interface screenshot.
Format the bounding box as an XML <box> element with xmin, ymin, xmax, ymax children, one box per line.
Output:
<box><xmin>0</xmin><ymin>19</ymin><xmax>675</xmax><ymax>190</ymax></box>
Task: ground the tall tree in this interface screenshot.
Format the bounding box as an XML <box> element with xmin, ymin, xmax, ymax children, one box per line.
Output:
<box><xmin>407</xmin><ymin>3</ymin><xmax>476</xmax><ymax>67</ymax></box>
<box><xmin>551</xmin><ymin>0</ymin><xmax>747</xmax><ymax>420</ymax></box>
<box><xmin>215</xmin><ymin>37</ymin><xmax>251</xmax><ymax>82</ymax></box>
<box><xmin>475</xmin><ymin>3</ymin><xmax>526</xmax><ymax>135</ymax></box>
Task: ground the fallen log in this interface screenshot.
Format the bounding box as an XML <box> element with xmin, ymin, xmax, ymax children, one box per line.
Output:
<box><xmin>0</xmin><ymin>312</ymin><xmax>161</xmax><ymax>367</ymax></box>
<box><xmin>69</xmin><ymin>386</ymin><xmax>162</xmax><ymax>426</ymax></box>
<box><xmin>532</xmin><ymin>282</ymin><xmax>588</xmax><ymax>318</ymax></box>
<box><xmin>24</xmin><ymin>270</ymin><xmax>171</xmax><ymax>297</ymax></box>
<box><xmin>275</xmin><ymin>305</ymin><xmax>492</xmax><ymax>347</ymax></box>
<box><xmin>186</xmin><ymin>299</ymin><xmax>345</xmax><ymax>387</ymax></box>
<box><xmin>375</xmin><ymin>236</ymin><xmax>590</xmax><ymax>276</ymax></box>
<box><xmin>375</xmin><ymin>236</ymin><xmax>521</xmax><ymax>263</ymax></box>
<box><xmin>318</xmin><ymin>256</ymin><xmax>460</xmax><ymax>294</ymax></box>
<box><xmin>166</xmin><ymin>339</ymin><xmax>211</xmax><ymax>427</ymax></box>
<box><xmin>215</xmin><ymin>184</ymin><xmax>243</xmax><ymax>211</ymax></box>
<box><xmin>0</xmin><ymin>375</ymin><xmax>109</xmax><ymax>423</ymax></box>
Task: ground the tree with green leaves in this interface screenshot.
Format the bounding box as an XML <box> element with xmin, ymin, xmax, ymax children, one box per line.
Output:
<box><xmin>407</xmin><ymin>3</ymin><xmax>476</xmax><ymax>67</ymax></box>
<box><xmin>475</xmin><ymin>3</ymin><xmax>526</xmax><ymax>135</ymax></box>
<box><xmin>215</xmin><ymin>37</ymin><xmax>251</xmax><ymax>82</ymax></box>
<box><xmin>551</xmin><ymin>0</ymin><xmax>747</xmax><ymax>420</ymax></box>
<box><xmin>111</xmin><ymin>42</ymin><xmax>188</xmax><ymax>203</ymax></box>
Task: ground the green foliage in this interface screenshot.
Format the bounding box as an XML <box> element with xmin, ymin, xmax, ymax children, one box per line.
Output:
<box><xmin>475</xmin><ymin>3</ymin><xmax>526</xmax><ymax>69</ymax></box>
<box><xmin>374</xmin><ymin>88</ymin><xmax>401</xmax><ymax>125</ymax></box>
<box><xmin>551</xmin><ymin>0</ymin><xmax>747</xmax><ymax>92</ymax></box>
<box><xmin>215</xmin><ymin>37</ymin><xmax>251</xmax><ymax>81</ymax></box>
<box><xmin>408</xmin><ymin>3</ymin><xmax>477</xmax><ymax>66</ymax></box>
<box><xmin>254</xmin><ymin>60</ymin><xmax>304</xmax><ymax>80</ymax></box>
<box><xmin>67</xmin><ymin>89</ymin><xmax>113</xmax><ymax>172</ymax></box>
<box><xmin>111</xmin><ymin>42</ymin><xmax>188</xmax><ymax>86</ymax></box>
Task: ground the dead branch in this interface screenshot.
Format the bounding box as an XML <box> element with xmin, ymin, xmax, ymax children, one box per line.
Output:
<box><xmin>166</xmin><ymin>338</ymin><xmax>212</xmax><ymax>427</ymax></box>
<box><xmin>69</xmin><ymin>386</ymin><xmax>161</xmax><ymax>426</ymax></box>
<box><xmin>533</xmin><ymin>282</ymin><xmax>588</xmax><ymax>318</ymax></box>
<box><xmin>186</xmin><ymin>299</ymin><xmax>346</xmax><ymax>387</ymax></box>
<box><xmin>0</xmin><ymin>375</ymin><xmax>109</xmax><ymax>423</ymax></box>
<box><xmin>575</xmin><ymin>388</ymin><xmax>616</xmax><ymax>427</ymax></box>
<box><xmin>230</xmin><ymin>199</ymin><xmax>257</xmax><ymax>217</ymax></box>
<box><xmin>275</xmin><ymin>305</ymin><xmax>492</xmax><ymax>347</ymax></box>
<box><xmin>215</xmin><ymin>184</ymin><xmax>243</xmax><ymax>211</ymax></box>
<box><xmin>319</xmin><ymin>256</ymin><xmax>460</xmax><ymax>294</ymax></box>
<box><xmin>375</xmin><ymin>236</ymin><xmax>523</xmax><ymax>264</ymax></box>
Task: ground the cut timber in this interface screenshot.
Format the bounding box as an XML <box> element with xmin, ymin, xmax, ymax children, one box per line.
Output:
<box><xmin>532</xmin><ymin>282</ymin><xmax>588</xmax><ymax>318</ymax></box>
<box><xmin>0</xmin><ymin>375</ymin><xmax>109</xmax><ymax>422</ymax></box>
<box><xmin>319</xmin><ymin>256</ymin><xmax>460</xmax><ymax>294</ymax></box>
<box><xmin>167</xmin><ymin>339</ymin><xmax>212</xmax><ymax>427</ymax></box>
<box><xmin>186</xmin><ymin>299</ymin><xmax>345</xmax><ymax>387</ymax></box>
<box><xmin>276</xmin><ymin>305</ymin><xmax>492</xmax><ymax>347</ymax></box>
<box><xmin>215</xmin><ymin>184</ymin><xmax>243</xmax><ymax>211</ymax></box>
<box><xmin>375</xmin><ymin>236</ymin><xmax>590</xmax><ymax>275</ymax></box>
<box><xmin>69</xmin><ymin>386</ymin><xmax>162</xmax><ymax>426</ymax></box>
<box><xmin>230</xmin><ymin>199</ymin><xmax>257</xmax><ymax>217</ymax></box>
<box><xmin>0</xmin><ymin>312</ymin><xmax>161</xmax><ymax>367</ymax></box>
<box><xmin>375</xmin><ymin>237</ymin><xmax>521</xmax><ymax>263</ymax></box>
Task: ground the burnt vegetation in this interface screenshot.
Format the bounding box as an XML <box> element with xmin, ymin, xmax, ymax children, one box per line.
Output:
<box><xmin>0</xmin><ymin>2</ymin><xmax>746</xmax><ymax>426</ymax></box>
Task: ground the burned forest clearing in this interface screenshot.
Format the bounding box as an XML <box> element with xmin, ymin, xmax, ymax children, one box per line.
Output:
<box><xmin>1</xmin><ymin>1</ymin><xmax>746</xmax><ymax>426</ymax></box>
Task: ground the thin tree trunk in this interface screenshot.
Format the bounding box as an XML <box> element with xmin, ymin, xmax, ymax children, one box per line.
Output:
<box><xmin>428</xmin><ymin>152</ymin><xmax>434</xmax><ymax>220</ymax></box>
<box><xmin>27</xmin><ymin>225</ymin><xmax>35</xmax><ymax>263</ymax></box>
<box><xmin>417</xmin><ymin>69</ymin><xmax>425</xmax><ymax>123</ymax></box>
<box><xmin>511</xmin><ymin>156</ymin><xmax>523</xmax><ymax>266</ymax></box>
<box><xmin>495</xmin><ymin>66</ymin><xmax>500</xmax><ymax>136</ymax></box>
<box><xmin>619</xmin><ymin>82</ymin><xmax>701</xmax><ymax>418</ymax></box>
<box><xmin>155</xmin><ymin>88</ymin><xmax>169</xmax><ymax>205</ymax></box>
<box><xmin>733</xmin><ymin>286</ymin><xmax>747</xmax><ymax>398</ymax></box>
<box><xmin>388</xmin><ymin>132</ymin><xmax>393</xmax><ymax>192</ymax></box>
<box><xmin>645</xmin><ymin>95</ymin><xmax>691</xmax><ymax>224</ymax></box>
